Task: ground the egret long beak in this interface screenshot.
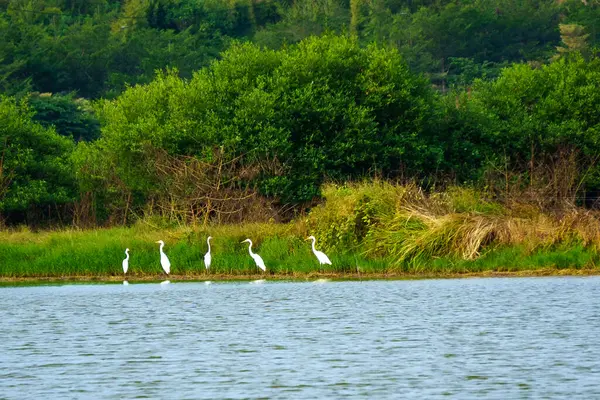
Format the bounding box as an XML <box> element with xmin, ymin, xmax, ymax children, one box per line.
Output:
<box><xmin>155</xmin><ymin>241</ymin><xmax>161</xmax><ymax>243</ymax></box>
<box><xmin>305</xmin><ymin>237</ymin><xmax>310</xmax><ymax>240</ymax></box>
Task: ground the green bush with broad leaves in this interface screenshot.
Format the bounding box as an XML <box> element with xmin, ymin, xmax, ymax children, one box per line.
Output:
<box><xmin>88</xmin><ymin>35</ymin><xmax>439</xmax><ymax>206</ymax></box>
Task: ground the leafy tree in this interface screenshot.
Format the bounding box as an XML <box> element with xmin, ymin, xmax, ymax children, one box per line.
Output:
<box><xmin>369</xmin><ymin>0</ymin><xmax>561</xmax><ymax>88</ymax></box>
<box><xmin>466</xmin><ymin>54</ymin><xmax>600</xmax><ymax>194</ymax></box>
<box><xmin>2</xmin><ymin>0</ymin><xmax>598</xmax><ymax>100</ymax></box>
<box><xmin>0</xmin><ymin>96</ymin><xmax>76</xmax><ymax>218</ymax></box>
<box><xmin>89</xmin><ymin>36</ymin><xmax>438</xmax><ymax>205</ymax></box>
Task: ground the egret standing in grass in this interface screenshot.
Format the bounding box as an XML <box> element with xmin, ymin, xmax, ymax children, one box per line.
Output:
<box><xmin>204</xmin><ymin>236</ymin><xmax>212</xmax><ymax>271</ymax></box>
<box><xmin>241</xmin><ymin>239</ymin><xmax>266</xmax><ymax>272</ymax></box>
<box><xmin>307</xmin><ymin>236</ymin><xmax>332</xmax><ymax>269</ymax></box>
<box><xmin>156</xmin><ymin>240</ymin><xmax>171</xmax><ymax>275</ymax></box>
<box><xmin>122</xmin><ymin>248</ymin><xmax>130</xmax><ymax>275</ymax></box>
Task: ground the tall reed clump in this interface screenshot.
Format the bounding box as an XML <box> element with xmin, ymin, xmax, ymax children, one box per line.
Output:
<box><xmin>305</xmin><ymin>182</ymin><xmax>600</xmax><ymax>272</ymax></box>
<box><xmin>364</xmin><ymin>187</ymin><xmax>506</xmax><ymax>265</ymax></box>
<box><xmin>363</xmin><ymin>186</ymin><xmax>600</xmax><ymax>270</ymax></box>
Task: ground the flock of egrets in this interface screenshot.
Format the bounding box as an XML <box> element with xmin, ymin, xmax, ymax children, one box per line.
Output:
<box><xmin>121</xmin><ymin>235</ymin><xmax>332</xmax><ymax>276</ymax></box>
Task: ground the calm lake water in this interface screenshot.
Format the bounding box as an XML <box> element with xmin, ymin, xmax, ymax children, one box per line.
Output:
<box><xmin>1</xmin><ymin>277</ymin><xmax>599</xmax><ymax>399</ymax></box>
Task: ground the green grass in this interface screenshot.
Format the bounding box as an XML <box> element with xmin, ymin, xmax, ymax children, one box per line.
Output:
<box><xmin>0</xmin><ymin>223</ymin><xmax>385</xmax><ymax>278</ymax></box>
<box><xmin>424</xmin><ymin>244</ymin><xmax>600</xmax><ymax>274</ymax></box>
<box><xmin>1</xmin><ymin>224</ymin><xmax>599</xmax><ymax>279</ymax></box>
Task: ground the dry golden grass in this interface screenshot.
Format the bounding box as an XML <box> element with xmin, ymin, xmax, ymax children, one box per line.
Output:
<box><xmin>353</xmin><ymin>184</ymin><xmax>600</xmax><ymax>264</ymax></box>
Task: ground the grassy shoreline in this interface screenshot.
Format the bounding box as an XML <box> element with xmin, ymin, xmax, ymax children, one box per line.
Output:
<box><xmin>3</xmin><ymin>183</ymin><xmax>600</xmax><ymax>280</ymax></box>
<box><xmin>1</xmin><ymin>223</ymin><xmax>599</xmax><ymax>279</ymax></box>
<box><xmin>2</xmin><ymin>222</ymin><xmax>600</xmax><ymax>279</ymax></box>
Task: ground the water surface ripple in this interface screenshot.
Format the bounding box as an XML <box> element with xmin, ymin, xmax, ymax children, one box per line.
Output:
<box><xmin>1</xmin><ymin>277</ymin><xmax>599</xmax><ymax>398</ymax></box>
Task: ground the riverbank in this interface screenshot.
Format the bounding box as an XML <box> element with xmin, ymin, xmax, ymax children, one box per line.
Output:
<box><xmin>1</xmin><ymin>222</ymin><xmax>599</xmax><ymax>279</ymax></box>
<box><xmin>2</xmin><ymin>183</ymin><xmax>600</xmax><ymax>279</ymax></box>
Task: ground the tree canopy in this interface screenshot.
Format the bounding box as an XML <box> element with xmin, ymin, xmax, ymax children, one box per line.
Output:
<box><xmin>1</xmin><ymin>0</ymin><xmax>600</xmax><ymax>226</ymax></box>
<box><xmin>0</xmin><ymin>96</ymin><xmax>75</xmax><ymax>219</ymax></box>
<box><xmin>1</xmin><ymin>0</ymin><xmax>599</xmax><ymax>97</ymax></box>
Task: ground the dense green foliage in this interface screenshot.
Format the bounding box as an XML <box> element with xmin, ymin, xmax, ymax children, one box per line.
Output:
<box><xmin>472</xmin><ymin>55</ymin><xmax>600</xmax><ymax>190</ymax></box>
<box><xmin>29</xmin><ymin>93</ymin><xmax>100</xmax><ymax>141</ymax></box>
<box><xmin>1</xmin><ymin>0</ymin><xmax>600</xmax><ymax>228</ymax></box>
<box><xmin>439</xmin><ymin>54</ymin><xmax>600</xmax><ymax>190</ymax></box>
<box><xmin>88</xmin><ymin>36</ymin><xmax>436</xmax><ymax>205</ymax></box>
<box><xmin>2</xmin><ymin>0</ymin><xmax>599</xmax><ymax>97</ymax></box>
<box><xmin>0</xmin><ymin>96</ymin><xmax>75</xmax><ymax>219</ymax></box>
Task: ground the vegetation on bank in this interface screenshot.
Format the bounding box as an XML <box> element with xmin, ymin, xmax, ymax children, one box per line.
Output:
<box><xmin>2</xmin><ymin>1</ymin><xmax>600</xmax><ymax>277</ymax></box>
<box><xmin>2</xmin><ymin>182</ymin><xmax>599</xmax><ymax>278</ymax></box>
<box><xmin>3</xmin><ymin>36</ymin><xmax>600</xmax><ymax>228</ymax></box>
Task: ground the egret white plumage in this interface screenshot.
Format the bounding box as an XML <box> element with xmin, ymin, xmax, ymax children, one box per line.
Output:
<box><xmin>204</xmin><ymin>236</ymin><xmax>212</xmax><ymax>271</ymax></box>
<box><xmin>307</xmin><ymin>236</ymin><xmax>332</xmax><ymax>266</ymax></box>
<box><xmin>122</xmin><ymin>248</ymin><xmax>130</xmax><ymax>275</ymax></box>
<box><xmin>155</xmin><ymin>240</ymin><xmax>171</xmax><ymax>274</ymax></box>
<box><xmin>241</xmin><ymin>239</ymin><xmax>266</xmax><ymax>272</ymax></box>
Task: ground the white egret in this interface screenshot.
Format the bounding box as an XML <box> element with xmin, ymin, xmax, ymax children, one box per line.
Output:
<box><xmin>204</xmin><ymin>236</ymin><xmax>212</xmax><ymax>271</ymax></box>
<box><xmin>122</xmin><ymin>248</ymin><xmax>130</xmax><ymax>275</ymax></box>
<box><xmin>241</xmin><ymin>239</ymin><xmax>266</xmax><ymax>272</ymax></box>
<box><xmin>155</xmin><ymin>240</ymin><xmax>171</xmax><ymax>275</ymax></box>
<box><xmin>307</xmin><ymin>236</ymin><xmax>332</xmax><ymax>267</ymax></box>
